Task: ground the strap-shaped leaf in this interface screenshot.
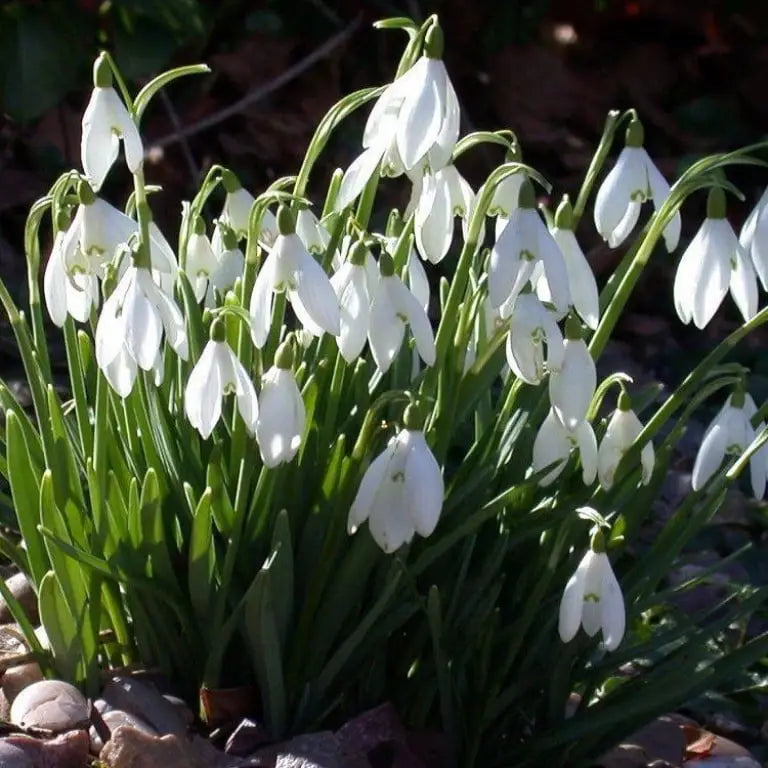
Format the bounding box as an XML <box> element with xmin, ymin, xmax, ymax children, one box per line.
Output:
<box><xmin>133</xmin><ymin>64</ymin><xmax>210</xmax><ymax>121</ymax></box>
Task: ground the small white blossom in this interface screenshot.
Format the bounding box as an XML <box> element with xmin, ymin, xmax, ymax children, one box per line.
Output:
<box><xmin>692</xmin><ymin>391</ymin><xmax>766</xmax><ymax>499</ymax></box>
<box><xmin>549</xmin><ymin>330</ymin><xmax>596</xmax><ymax>430</ymax></box>
<box><xmin>739</xmin><ymin>187</ymin><xmax>768</xmax><ymax>290</ymax></box>
<box><xmin>597</xmin><ymin>396</ymin><xmax>654</xmax><ymax>490</ymax></box>
<box><xmin>532</xmin><ymin>408</ymin><xmax>597</xmax><ymax>486</ymax></box>
<box><xmin>348</xmin><ymin>417</ymin><xmax>443</xmax><ymax>553</ymax></box>
<box><xmin>559</xmin><ymin>538</ymin><xmax>625</xmax><ymax>651</ymax></box>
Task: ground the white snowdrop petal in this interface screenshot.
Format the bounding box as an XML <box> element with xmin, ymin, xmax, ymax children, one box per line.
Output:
<box><xmin>558</xmin><ymin>552</ymin><xmax>590</xmax><ymax>643</ymax></box>
<box><xmin>730</xmin><ymin>245</ymin><xmax>758</xmax><ymax>322</ymax></box>
<box><xmin>369</xmin><ymin>287</ymin><xmax>406</xmax><ymax>374</ymax></box>
<box><xmin>348</xmin><ymin>448</ymin><xmax>392</xmax><ymax>532</ymax></box>
<box><xmin>249</xmin><ymin>252</ymin><xmax>278</xmax><ymax>348</ymax></box>
<box><xmin>293</xmin><ymin>252</ymin><xmax>341</xmax><ymax>336</ymax></box>
<box><xmin>337</xmin><ymin>146</ymin><xmax>385</xmax><ymax>212</ymax></box>
<box><xmin>403</xmin><ymin>432</ymin><xmax>444</xmax><ymax>536</ymax></box>
<box><xmin>599</xmin><ymin>556</ymin><xmax>626</xmax><ymax>651</ymax></box>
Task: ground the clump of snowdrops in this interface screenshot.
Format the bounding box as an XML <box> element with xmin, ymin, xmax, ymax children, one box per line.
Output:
<box><xmin>2</xmin><ymin>14</ymin><xmax>768</xmax><ymax>767</ymax></box>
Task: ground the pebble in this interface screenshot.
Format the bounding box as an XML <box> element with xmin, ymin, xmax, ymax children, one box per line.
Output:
<box><xmin>10</xmin><ymin>679</ymin><xmax>89</xmax><ymax>731</ymax></box>
<box><xmin>90</xmin><ymin>709</ymin><xmax>157</xmax><ymax>755</ymax></box>
<box><xmin>0</xmin><ymin>730</ymin><xmax>89</xmax><ymax>768</ymax></box>
<box><xmin>0</xmin><ymin>573</ymin><xmax>38</xmax><ymax>625</ymax></box>
<box><xmin>101</xmin><ymin>675</ymin><xmax>188</xmax><ymax>736</ymax></box>
<box><xmin>1</xmin><ymin>662</ymin><xmax>43</xmax><ymax>704</ymax></box>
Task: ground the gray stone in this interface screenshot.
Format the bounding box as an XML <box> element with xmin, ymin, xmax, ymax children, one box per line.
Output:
<box><xmin>0</xmin><ymin>741</ymin><xmax>33</xmax><ymax>768</ymax></box>
<box><xmin>10</xmin><ymin>679</ymin><xmax>89</xmax><ymax>731</ymax></box>
<box><xmin>1</xmin><ymin>662</ymin><xmax>44</xmax><ymax>704</ymax></box>
<box><xmin>101</xmin><ymin>675</ymin><xmax>188</xmax><ymax>736</ymax></box>
<box><xmin>90</xmin><ymin>709</ymin><xmax>158</xmax><ymax>755</ymax></box>
<box><xmin>225</xmin><ymin>717</ymin><xmax>270</xmax><ymax>755</ymax></box>
<box><xmin>0</xmin><ymin>730</ymin><xmax>89</xmax><ymax>768</ymax></box>
<box><xmin>0</xmin><ymin>574</ymin><xmax>38</xmax><ymax>625</ymax></box>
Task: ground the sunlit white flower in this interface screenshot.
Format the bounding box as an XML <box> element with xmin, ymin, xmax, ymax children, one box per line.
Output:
<box><xmin>674</xmin><ymin>189</ymin><xmax>757</xmax><ymax>328</ymax></box>
<box><xmin>256</xmin><ymin>344</ymin><xmax>305</xmax><ymax>468</ymax></box>
<box><xmin>594</xmin><ymin>118</ymin><xmax>680</xmax><ymax>251</ymax></box>
<box><xmin>336</xmin><ymin>24</ymin><xmax>459</xmax><ymax>210</ymax></box>
<box><xmin>488</xmin><ymin>146</ymin><xmax>525</xmax><ymax>237</ymax></box>
<box><xmin>81</xmin><ymin>55</ymin><xmax>142</xmax><ymax>190</ymax></box>
<box><xmin>220</xmin><ymin>174</ymin><xmax>277</xmax><ymax>247</ymax></box>
<box><xmin>532</xmin><ymin>408</ymin><xmax>597</xmax><ymax>486</ymax></box>
<box><xmin>44</xmin><ymin>229</ymin><xmax>100</xmax><ymax>326</ymax></box>
<box><xmin>739</xmin><ymin>187</ymin><xmax>768</xmax><ymax>290</ymax></box>
<box><xmin>184</xmin><ymin>323</ymin><xmax>259</xmax><ymax>440</ymax></box>
<box><xmin>597</xmin><ymin>395</ymin><xmax>654</xmax><ymax>490</ymax></box>
<box><xmin>505</xmin><ymin>293</ymin><xmax>564</xmax><ymax>385</ymax></box>
<box><xmin>369</xmin><ymin>253</ymin><xmax>436</xmax><ymax>373</ymax></box>
<box><xmin>410</xmin><ymin>164</ymin><xmax>474</xmax><ymax>264</ymax></box>
<box><xmin>549</xmin><ymin>326</ymin><xmax>596</xmax><ymax>430</ymax></box>
<box><xmin>185</xmin><ymin>218</ymin><xmax>217</xmax><ymax>302</ymax></box>
<box><xmin>692</xmin><ymin>390</ymin><xmax>766</xmax><ymax>498</ymax></box>
<box><xmin>95</xmin><ymin>264</ymin><xmax>187</xmax><ymax>394</ymax></box>
<box><xmin>489</xmin><ymin>179</ymin><xmax>570</xmax><ymax>315</ymax></box>
<box><xmin>348</xmin><ymin>414</ymin><xmax>443</xmax><ymax>553</ymax></box>
<box><xmin>559</xmin><ymin>537</ymin><xmax>625</xmax><ymax>651</ymax></box>
<box><xmin>296</xmin><ymin>208</ymin><xmax>331</xmax><ymax>255</ymax></box>
<box><xmin>207</xmin><ymin>224</ymin><xmax>244</xmax><ymax>306</ymax></box>
<box><xmin>331</xmin><ymin>241</ymin><xmax>371</xmax><ymax>363</ymax></box>
<box><xmin>249</xmin><ymin>207</ymin><xmax>340</xmax><ymax>348</ymax></box>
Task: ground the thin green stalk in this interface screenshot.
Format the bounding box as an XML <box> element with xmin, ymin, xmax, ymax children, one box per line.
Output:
<box><xmin>63</xmin><ymin>319</ymin><xmax>93</xmax><ymax>459</ymax></box>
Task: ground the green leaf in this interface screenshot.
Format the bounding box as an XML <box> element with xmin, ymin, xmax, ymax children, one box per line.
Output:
<box><xmin>38</xmin><ymin>571</ymin><xmax>81</xmax><ymax>683</ymax></box>
<box><xmin>188</xmin><ymin>488</ymin><xmax>215</xmax><ymax>634</ymax></box>
<box><xmin>133</xmin><ymin>63</ymin><xmax>210</xmax><ymax>121</ymax></box>
<box><xmin>6</xmin><ymin>411</ymin><xmax>47</xmax><ymax>587</ymax></box>
<box><xmin>269</xmin><ymin>510</ymin><xmax>293</xmax><ymax>648</ymax></box>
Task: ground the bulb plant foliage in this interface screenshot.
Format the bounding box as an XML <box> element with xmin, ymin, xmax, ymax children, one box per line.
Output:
<box><xmin>2</xmin><ymin>15</ymin><xmax>768</xmax><ymax>767</ymax></box>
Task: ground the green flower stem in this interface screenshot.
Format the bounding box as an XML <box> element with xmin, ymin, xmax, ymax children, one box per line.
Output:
<box><xmin>355</xmin><ymin>162</ymin><xmax>382</xmax><ymax>231</ymax></box>
<box><xmin>101</xmin><ymin>579</ymin><xmax>135</xmax><ymax>665</ymax></box>
<box><xmin>24</xmin><ymin>198</ymin><xmax>53</xmax><ymax>382</ymax></box>
<box><xmin>131</xmin><ymin>168</ymin><xmax>153</xmax><ymax>268</ymax></box>
<box><xmin>265</xmin><ymin>293</ymin><xmax>287</xmax><ymax>368</ymax></box>
<box><xmin>91</xmin><ymin>372</ymin><xmax>110</xmax><ymax>498</ymax></box>
<box><xmin>572</xmin><ymin>110</ymin><xmax>623</xmax><ymax>227</ymax></box>
<box><xmin>63</xmin><ymin>319</ymin><xmax>93</xmax><ymax>460</ymax></box>
<box><xmin>101</xmin><ymin>51</ymin><xmax>135</xmax><ymax>112</ymax></box>
<box><xmin>320</xmin><ymin>351</ymin><xmax>347</xmax><ymax>451</ymax></box>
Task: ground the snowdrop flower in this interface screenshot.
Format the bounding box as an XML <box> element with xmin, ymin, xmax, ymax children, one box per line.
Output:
<box><xmin>594</xmin><ymin>117</ymin><xmax>680</xmax><ymax>251</ymax></box>
<box><xmin>95</xmin><ymin>263</ymin><xmax>188</xmax><ymax>394</ymax></box>
<box><xmin>81</xmin><ymin>54</ymin><xmax>142</xmax><ymax>191</ymax></box>
<box><xmin>256</xmin><ymin>341</ymin><xmax>305</xmax><ymax>468</ymax></box>
<box><xmin>739</xmin><ymin>187</ymin><xmax>768</xmax><ymax>290</ymax></box>
<box><xmin>692</xmin><ymin>389</ymin><xmax>766</xmax><ymax>498</ymax></box>
<box><xmin>558</xmin><ymin>528</ymin><xmax>625</xmax><ymax>651</ymax></box>
<box><xmin>296</xmin><ymin>208</ymin><xmax>331</xmax><ymax>256</ymax></box>
<box><xmin>185</xmin><ymin>216</ymin><xmax>217</xmax><ymax>302</ymax></box>
<box><xmin>336</xmin><ymin>23</ymin><xmax>459</xmax><ymax>210</ymax></box>
<box><xmin>249</xmin><ymin>206</ymin><xmax>340</xmax><ymax>348</ymax></box>
<box><xmin>548</xmin><ymin>197</ymin><xmax>599</xmax><ymax>329</ymax></box>
<box><xmin>489</xmin><ymin>179</ymin><xmax>570</xmax><ymax>315</ymax></box>
<box><xmin>331</xmin><ymin>240</ymin><xmax>372</xmax><ymax>363</ymax></box>
<box><xmin>488</xmin><ymin>144</ymin><xmax>525</xmax><ymax>237</ymax></box>
<box><xmin>532</xmin><ymin>408</ymin><xmax>597</xmax><ymax>486</ymax></box>
<box><xmin>220</xmin><ymin>170</ymin><xmax>277</xmax><ymax>246</ymax></box>
<box><xmin>505</xmin><ymin>293</ymin><xmax>564</xmax><ymax>385</ymax></box>
<box><xmin>549</xmin><ymin>316</ymin><xmax>596</xmax><ymax>430</ymax></box>
<box><xmin>348</xmin><ymin>404</ymin><xmax>443</xmax><ymax>553</ymax></box>
<box><xmin>411</xmin><ymin>164</ymin><xmax>474</xmax><ymax>264</ymax></box>
<box><xmin>207</xmin><ymin>224</ymin><xmax>245</xmax><ymax>306</ymax></box>
<box><xmin>597</xmin><ymin>391</ymin><xmax>654</xmax><ymax>490</ymax></box>
<box><xmin>44</xmin><ymin>227</ymin><xmax>100</xmax><ymax>326</ymax></box>
<box><xmin>184</xmin><ymin>319</ymin><xmax>259</xmax><ymax>439</ymax></box>
<box><xmin>408</xmin><ymin>250</ymin><xmax>430</xmax><ymax>311</ymax></box>
<box><xmin>674</xmin><ymin>187</ymin><xmax>757</xmax><ymax>328</ymax></box>
<box><xmin>369</xmin><ymin>252</ymin><xmax>436</xmax><ymax>374</ymax></box>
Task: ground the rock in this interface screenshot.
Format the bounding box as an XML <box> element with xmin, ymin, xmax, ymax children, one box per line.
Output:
<box><xmin>2</xmin><ymin>662</ymin><xmax>44</xmax><ymax>704</ymax></box>
<box><xmin>100</xmin><ymin>725</ymin><xmax>241</xmax><ymax>768</ymax></box>
<box><xmin>253</xmin><ymin>732</ymin><xmax>346</xmax><ymax>768</ymax></box>
<box><xmin>101</xmin><ymin>675</ymin><xmax>189</xmax><ymax>736</ymax></box>
<box><xmin>0</xmin><ymin>574</ymin><xmax>37</xmax><ymax>625</ymax></box>
<box><xmin>224</xmin><ymin>718</ymin><xmax>270</xmax><ymax>755</ymax></box>
<box><xmin>90</xmin><ymin>708</ymin><xmax>158</xmax><ymax>755</ymax></box>
<box><xmin>10</xmin><ymin>679</ymin><xmax>89</xmax><ymax>731</ymax></box>
<box><xmin>0</xmin><ymin>729</ymin><xmax>89</xmax><ymax>768</ymax></box>
<box><xmin>163</xmin><ymin>694</ymin><xmax>195</xmax><ymax>726</ymax></box>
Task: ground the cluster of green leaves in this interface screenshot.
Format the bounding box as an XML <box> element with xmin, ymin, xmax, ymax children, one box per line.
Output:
<box><xmin>0</xmin><ymin>15</ymin><xmax>767</xmax><ymax>768</ymax></box>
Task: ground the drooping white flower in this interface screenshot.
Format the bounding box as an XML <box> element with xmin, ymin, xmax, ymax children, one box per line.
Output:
<box><xmin>95</xmin><ymin>264</ymin><xmax>188</xmax><ymax>394</ymax></box>
<box><xmin>505</xmin><ymin>293</ymin><xmax>564</xmax><ymax>385</ymax></box>
<box><xmin>532</xmin><ymin>408</ymin><xmax>597</xmax><ymax>486</ymax></box>
<box><xmin>597</xmin><ymin>393</ymin><xmax>654</xmax><ymax>490</ymax></box>
<box><xmin>674</xmin><ymin>188</ymin><xmax>757</xmax><ymax>328</ymax></box>
<box><xmin>207</xmin><ymin>224</ymin><xmax>245</xmax><ymax>306</ymax></box>
<box><xmin>739</xmin><ymin>187</ymin><xmax>768</xmax><ymax>290</ymax></box>
<box><xmin>407</xmin><ymin>250</ymin><xmax>430</xmax><ymax>311</ymax></box>
<box><xmin>256</xmin><ymin>342</ymin><xmax>305</xmax><ymax>468</ymax></box>
<box><xmin>410</xmin><ymin>164</ymin><xmax>474</xmax><ymax>264</ymax></box>
<box><xmin>220</xmin><ymin>172</ymin><xmax>277</xmax><ymax>247</ymax></box>
<box><xmin>558</xmin><ymin>533</ymin><xmax>625</xmax><ymax>651</ymax></box>
<box><xmin>336</xmin><ymin>23</ymin><xmax>459</xmax><ymax>210</ymax></box>
<box><xmin>348</xmin><ymin>407</ymin><xmax>443</xmax><ymax>553</ymax></box>
<box><xmin>185</xmin><ymin>217</ymin><xmax>218</xmax><ymax>302</ymax></box>
<box><xmin>549</xmin><ymin>320</ymin><xmax>596</xmax><ymax>430</ymax></box>
<box><xmin>296</xmin><ymin>208</ymin><xmax>331</xmax><ymax>256</ymax></box>
<box><xmin>489</xmin><ymin>179</ymin><xmax>570</xmax><ymax>315</ymax></box>
<box><xmin>249</xmin><ymin>207</ymin><xmax>340</xmax><ymax>348</ymax></box>
<box><xmin>44</xmin><ymin>229</ymin><xmax>100</xmax><ymax>326</ymax></box>
<box><xmin>331</xmin><ymin>240</ymin><xmax>371</xmax><ymax>363</ymax></box>
<box><xmin>692</xmin><ymin>390</ymin><xmax>766</xmax><ymax>499</ymax></box>
<box><xmin>594</xmin><ymin>117</ymin><xmax>680</xmax><ymax>252</ymax></box>
<box><xmin>488</xmin><ymin>145</ymin><xmax>525</xmax><ymax>237</ymax></box>
<box><xmin>543</xmin><ymin>196</ymin><xmax>599</xmax><ymax>329</ymax></box>
<box><xmin>369</xmin><ymin>253</ymin><xmax>436</xmax><ymax>374</ymax></box>
<box><xmin>81</xmin><ymin>54</ymin><xmax>143</xmax><ymax>191</ymax></box>
<box><xmin>184</xmin><ymin>321</ymin><xmax>259</xmax><ymax>440</ymax></box>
